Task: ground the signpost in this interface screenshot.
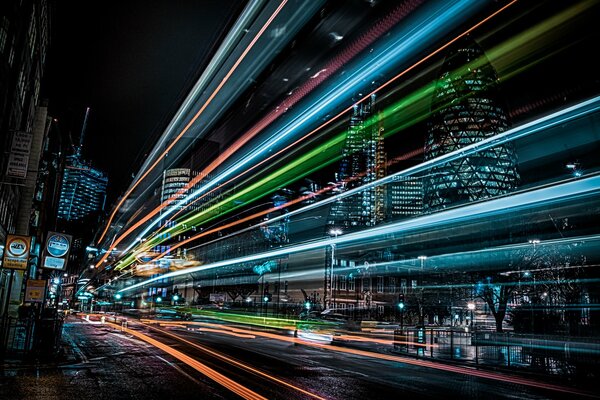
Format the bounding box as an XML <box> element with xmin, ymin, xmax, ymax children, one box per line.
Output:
<box><xmin>1</xmin><ymin>235</ymin><xmax>32</xmax><ymax>317</ymax></box>
<box><xmin>24</xmin><ymin>279</ymin><xmax>47</xmax><ymax>303</ymax></box>
<box><xmin>2</xmin><ymin>235</ymin><xmax>32</xmax><ymax>270</ymax></box>
<box><xmin>6</xmin><ymin>131</ymin><xmax>33</xmax><ymax>179</ymax></box>
<box><xmin>42</xmin><ymin>232</ymin><xmax>72</xmax><ymax>270</ymax></box>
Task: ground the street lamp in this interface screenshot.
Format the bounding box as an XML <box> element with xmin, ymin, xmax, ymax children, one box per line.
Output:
<box><xmin>417</xmin><ymin>256</ymin><xmax>427</xmax><ymax>326</ymax></box>
<box><xmin>467</xmin><ymin>302</ymin><xmax>475</xmax><ymax>329</ymax></box>
<box><xmin>327</xmin><ymin>228</ymin><xmax>343</xmax><ymax>310</ymax></box>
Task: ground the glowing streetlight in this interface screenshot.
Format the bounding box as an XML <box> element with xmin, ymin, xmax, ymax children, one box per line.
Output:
<box><xmin>467</xmin><ymin>302</ymin><xmax>475</xmax><ymax>329</ymax></box>
<box><xmin>327</xmin><ymin>228</ymin><xmax>343</xmax><ymax>309</ymax></box>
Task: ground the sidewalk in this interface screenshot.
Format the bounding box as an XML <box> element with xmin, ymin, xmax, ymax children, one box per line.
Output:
<box><xmin>0</xmin><ymin>317</ymin><xmax>229</xmax><ymax>400</ymax></box>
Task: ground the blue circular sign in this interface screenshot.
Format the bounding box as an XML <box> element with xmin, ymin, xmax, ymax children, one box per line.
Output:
<box><xmin>47</xmin><ymin>234</ymin><xmax>69</xmax><ymax>257</ymax></box>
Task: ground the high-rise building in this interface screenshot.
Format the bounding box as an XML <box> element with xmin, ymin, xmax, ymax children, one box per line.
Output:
<box><xmin>57</xmin><ymin>148</ymin><xmax>108</xmax><ymax>221</ymax></box>
<box><xmin>387</xmin><ymin>176</ymin><xmax>423</xmax><ymax>219</ymax></box>
<box><xmin>423</xmin><ymin>37</ymin><xmax>519</xmax><ymax>211</ymax></box>
<box><xmin>328</xmin><ymin>93</ymin><xmax>386</xmax><ymax>229</ymax></box>
<box><xmin>325</xmin><ymin>93</ymin><xmax>386</xmax><ymax>309</ymax></box>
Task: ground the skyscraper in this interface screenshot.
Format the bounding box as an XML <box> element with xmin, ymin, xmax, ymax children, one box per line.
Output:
<box><xmin>423</xmin><ymin>37</ymin><xmax>519</xmax><ymax>211</ymax></box>
<box><xmin>387</xmin><ymin>176</ymin><xmax>423</xmax><ymax>219</ymax></box>
<box><xmin>325</xmin><ymin>93</ymin><xmax>386</xmax><ymax>309</ymax></box>
<box><xmin>328</xmin><ymin>93</ymin><xmax>386</xmax><ymax>229</ymax></box>
<box><xmin>57</xmin><ymin>148</ymin><xmax>108</xmax><ymax>221</ymax></box>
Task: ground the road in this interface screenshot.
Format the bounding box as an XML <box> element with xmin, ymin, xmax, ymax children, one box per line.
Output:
<box><xmin>78</xmin><ymin>315</ymin><xmax>597</xmax><ymax>400</ymax></box>
<box><xmin>3</xmin><ymin>315</ymin><xmax>595</xmax><ymax>399</ymax></box>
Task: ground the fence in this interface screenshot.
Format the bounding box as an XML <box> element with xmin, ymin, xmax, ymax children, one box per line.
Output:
<box><xmin>393</xmin><ymin>327</ymin><xmax>600</xmax><ymax>377</ymax></box>
<box><xmin>0</xmin><ymin>314</ymin><xmax>64</xmax><ymax>357</ymax></box>
<box><xmin>0</xmin><ymin>316</ymin><xmax>35</xmax><ymax>354</ymax></box>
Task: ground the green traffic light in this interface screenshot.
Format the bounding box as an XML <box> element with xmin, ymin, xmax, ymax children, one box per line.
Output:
<box><xmin>398</xmin><ymin>302</ymin><xmax>405</xmax><ymax>310</ymax></box>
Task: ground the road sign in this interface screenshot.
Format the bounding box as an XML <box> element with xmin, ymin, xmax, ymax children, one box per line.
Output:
<box><xmin>2</xmin><ymin>234</ymin><xmax>32</xmax><ymax>270</ymax></box>
<box><xmin>42</xmin><ymin>231</ymin><xmax>72</xmax><ymax>270</ymax></box>
<box><xmin>25</xmin><ymin>279</ymin><xmax>47</xmax><ymax>302</ymax></box>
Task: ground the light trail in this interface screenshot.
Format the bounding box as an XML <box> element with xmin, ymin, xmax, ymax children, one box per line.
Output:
<box><xmin>138</xmin><ymin>320</ymin><xmax>596</xmax><ymax>397</ymax></box>
<box><xmin>145</xmin><ymin>147</ymin><xmax>424</xmax><ymax>265</ymax></box>
<box><xmin>119</xmin><ymin>0</ymin><xmax>580</xmax><ymax>272</ymax></box>
<box><xmin>94</xmin><ymin>0</ymin><xmax>289</xmax><ymax>250</ymax></box>
<box><xmin>197</xmin><ymin>327</ymin><xmax>257</xmax><ymax>339</ymax></box>
<box><xmin>140</xmin><ymin>322</ymin><xmax>327</xmax><ymax>400</ymax></box>
<box><xmin>109</xmin><ymin>0</ymin><xmax>593</xmax><ymax>276</ymax></box>
<box><xmin>118</xmin><ymin>173</ymin><xmax>600</xmax><ymax>292</ymax></box>
<box><xmin>120</xmin><ymin>91</ymin><xmax>600</xmax><ymax>271</ymax></box>
<box><xmin>160</xmin><ymin>0</ymin><xmax>426</xmax><ymax>223</ymax></box>
<box><xmin>106</xmin><ymin>0</ymin><xmax>498</xmax><ymax>263</ymax></box>
<box><xmin>103</xmin><ymin>321</ymin><xmax>268</xmax><ymax>400</ymax></box>
<box><xmin>95</xmin><ymin>1</ymin><xmax>267</xmax><ymax>244</ymax></box>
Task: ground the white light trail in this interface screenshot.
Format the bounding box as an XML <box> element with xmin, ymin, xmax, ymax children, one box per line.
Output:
<box><xmin>119</xmin><ymin>173</ymin><xmax>600</xmax><ymax>293</ymax></box>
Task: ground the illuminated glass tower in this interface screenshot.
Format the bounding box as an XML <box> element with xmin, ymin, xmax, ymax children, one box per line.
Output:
<box><xmin>328</xmin><ymin>93</ymin><xmax>386</xmax><ymax>229</ymax></box>
<box><xmin>423</xmin><ymin>38</ymin><xmax>519</xmax><ymax>211</ymax></box>
<box><xmin>57</xmin><ymin>149</ymin><xmax>108</xmax><ymax>221</ymax></box>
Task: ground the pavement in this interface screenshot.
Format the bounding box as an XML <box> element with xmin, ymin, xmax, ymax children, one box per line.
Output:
<box><xmin>0</xmin><ymin>316</ymin><xmax>231</xmax><ymax>400</ymax></box>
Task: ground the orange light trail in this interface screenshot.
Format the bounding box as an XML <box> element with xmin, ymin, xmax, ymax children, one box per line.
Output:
<box><xmin>104</xmin><ymin>322</ymin><xmax>267</xmax><ymax>400</ymax></box>
<box><xmin>116</xmin><ymin>1</ymin><xmax>519</xmax><ymax>269</ymax></box>
<box><xmin>143</xmin><ymin>146</ymin><xmax>423</xmax><ymax>265</ymax></box>
<box><xmin>139</xmin><ymin>321</ymin><xmax>327</xmax><ymax>400</ymax></box>
<box><xmin>95</xmin><ymin>1</ymin><xmax>288</xmax><ymax>246</ymax></box>
<box><xmin>140</xmin><ymin>319</ymin><xmax>596</xmax><ymax>397</ymax></box>
<box><xmin>197</xmin><ymin>327</ymin><xmax>257</xmax><ymax>339</ymax></box>
<box><xmin>101</xmin><ymin>0</ymin><xmax>520</xmax><ymax>276</ymax></box>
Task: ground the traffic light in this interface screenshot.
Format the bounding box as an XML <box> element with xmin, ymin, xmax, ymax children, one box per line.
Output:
<box><xmin>398</xmin><ymin>294</ymin><xmax>405</xmax><ymax>310</ymax></box>
<box><xmin>263</xmin><ymin>293</ymin><xmax>272</xmax><ymax>302</ymax></box>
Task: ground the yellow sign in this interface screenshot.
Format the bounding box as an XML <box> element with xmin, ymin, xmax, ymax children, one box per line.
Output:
<box><xmin>2</xmin><ymin>234</ymin><xmax>31</xmax><ymax>270</ymax></box>
<box><xmin>25</xmin><ymin>279</ymin><xmax>47</xmax><ymax>302</ymax></box>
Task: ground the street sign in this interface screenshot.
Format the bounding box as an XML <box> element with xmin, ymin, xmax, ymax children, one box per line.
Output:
<box><xmin>2</xmin><ymin>234</ymin><xmax>32</xmax><ymax>270</ymax></box>
<box><xmin>42</xmin><ymin>231</ymin><xmax>72</xmax><ymax>270</ymax></box>
<box><xmin>24</xmin><ymin>279</ymin><xmax>47</xmax><ymax>302</ymax></box>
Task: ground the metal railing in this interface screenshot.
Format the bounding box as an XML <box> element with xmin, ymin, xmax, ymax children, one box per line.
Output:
<box><xmin>393</xmin><ymin>327</ymin><xmax>600</xmax><ymax>377</ymax></box>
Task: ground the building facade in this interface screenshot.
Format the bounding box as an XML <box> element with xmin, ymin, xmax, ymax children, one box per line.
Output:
<box><xmin>0</xmin><ymin>0</ymin><xmax>50</xmax><ymax>242</ymax></box>
<box><xmin>423</xmin><ymin>38</ymin><xmax>520</xmax><ymax>211</ymax></box>
<box><xmin>387</xmin><ymin>176</ymin><xmax>423</xmax><ymax>220</ymax></box>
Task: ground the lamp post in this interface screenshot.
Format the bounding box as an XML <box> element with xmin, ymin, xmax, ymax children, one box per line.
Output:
<box><xmin>467</xmin><ymin>302</ymin><xmax>475</xmax><ymax>330</ymax></box>
<box><xmin>327</xmin><ymin>228</ymin><xmax>342</xmax><ymax>310</ymax></box>
<box><xmin>417</xmin><ymin>255</ymin><xmax>427</xmax><ymax>326</ymax></box>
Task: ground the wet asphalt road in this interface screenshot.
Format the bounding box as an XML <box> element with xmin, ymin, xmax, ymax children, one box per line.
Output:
<box><xmin>1</xmin><ymin>317</ymin><xmax>593</xmax><ymax>399</ymax></box>
<box><xmin>0</xmin><ymin>318</ymin><xmax>232</xmax><ymax>400</ymax></box>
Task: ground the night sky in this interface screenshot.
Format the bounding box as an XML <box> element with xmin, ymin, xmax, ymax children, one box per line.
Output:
<box><xmin>42</xmin><ymin>0</ymin><xmax>242</xmax><ymax>203</ymax></box>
